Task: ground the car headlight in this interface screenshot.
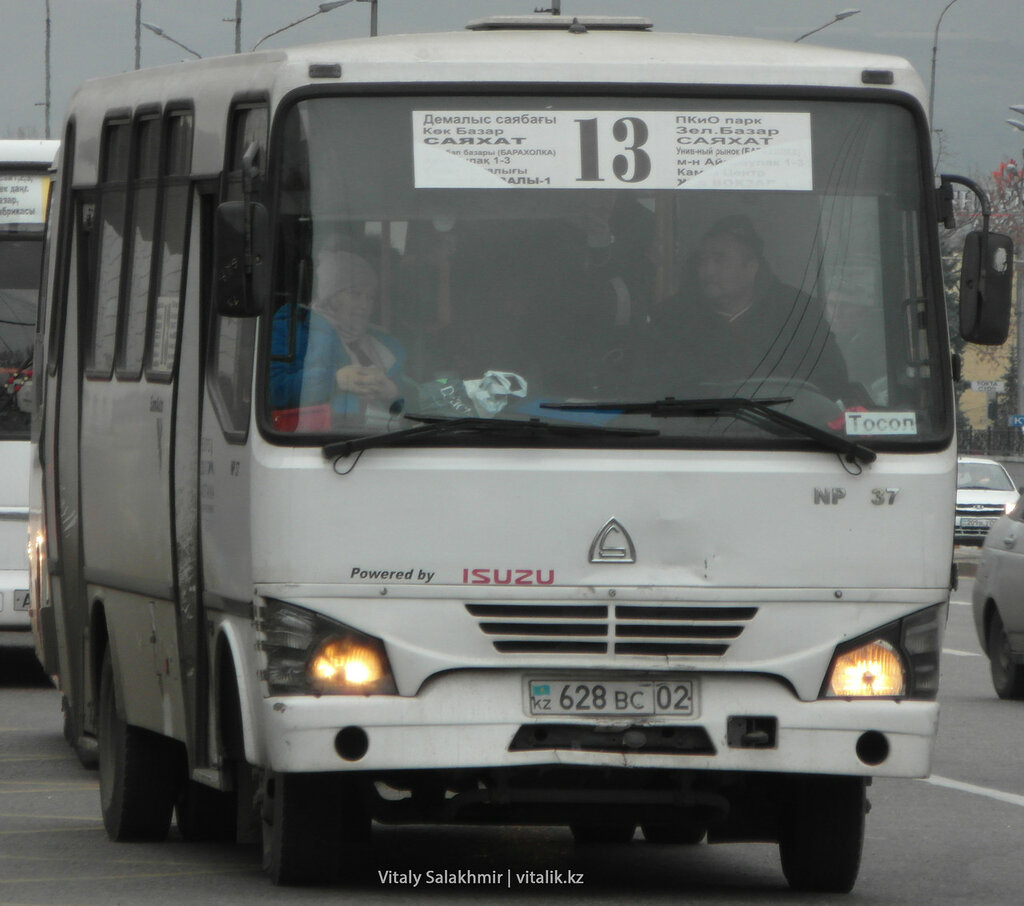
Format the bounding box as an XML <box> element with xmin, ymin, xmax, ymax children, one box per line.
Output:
<box><xmin>820</xmin><ymin>603</ymin><xmax>943</xmax><ymax>700</ymax></box>
<box><xmin>259</xmin><ymin>598</ymin><xmax>397</xmax><ymax>696</ymax></box>
<box><xmin>1005</xmin><ymin>501</ymin><xmax>1016</xmax><ymax>515</ymax></box>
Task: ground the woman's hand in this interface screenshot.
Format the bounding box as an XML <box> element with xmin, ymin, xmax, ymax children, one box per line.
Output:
<box><xmin>335</xmin><ymin>364</ymin><xmax>398</xmax><ymax>401</ymax></box>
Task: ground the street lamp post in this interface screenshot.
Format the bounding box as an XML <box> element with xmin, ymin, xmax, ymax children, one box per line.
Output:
<box><xmin>143</xmin><ymin>22</ymin><xmax>203</xmax><ymax>59</ymax></box>
<box><xmin>794</xmin><ymin>8</ymin><xmax>859</xmax><ymax>42</ymax></box>
<box><xmin>252</xmin><ymin>1</ymin><xmax>352</xmax><ymax>51</ymax></box>
<box><xmin>223</xmin><ymin>0</ymin><xmax>242</xmax><ymax>53</ymax></box>
<box><xmin>44</xmin><ymin>0</ymin><xmax>51</xmax><ymax>138</ymax></box>
<box><xmin>361</xmin><ymin>0</ymin><xmax>378</xmax><ymax>37</ymax></box>
<box><xmin>928</xmin><ymin>0</ymin><xmax>962</xmax><ymax>126</ymax></box>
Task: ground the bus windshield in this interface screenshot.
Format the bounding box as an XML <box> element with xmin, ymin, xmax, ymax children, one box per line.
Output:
<box><xmin>0</xmin><ymin>168</ymin><xmax>47</xmax><ymax>439</ymax></box>
<box><xmin>265</xmin><ymin>95</ymin><xmax>944</xmax><ymax>448</ymax></box>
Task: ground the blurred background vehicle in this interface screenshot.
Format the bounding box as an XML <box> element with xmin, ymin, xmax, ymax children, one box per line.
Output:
<box><xmin>972</xmin><ymin>496</ymin><xmax>1024</xmax><ymax>699</ymax></box>
<box><xmin>955</xmin><ymin>456</ymin><xmax>1020</xmax><ymax>547</ymax></box>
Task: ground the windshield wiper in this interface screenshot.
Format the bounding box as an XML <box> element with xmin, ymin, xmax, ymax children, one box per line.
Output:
<box><xmin>541</xmin><ymin>397</ymin><xmax>876</xmax><ymax>464</ymax></box>
<box><xmin>322</xmin><ymin>413</ymin><xmax>660</xmax><ymax>458</ymax></box>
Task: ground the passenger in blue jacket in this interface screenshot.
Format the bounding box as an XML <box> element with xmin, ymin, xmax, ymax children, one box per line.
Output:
<box><xmin>270</xmin><ymin>250</ymin><xmax>405</xmax><ymax>428</ymax></box>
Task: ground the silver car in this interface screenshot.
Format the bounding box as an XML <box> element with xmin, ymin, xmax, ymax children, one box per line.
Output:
<box><xmin>972</xmin><ymin>497</ymin><xmax>1024</xmax><ymax>699</ymax></box>
<box><xmin>955</xmin><ymin>457</ymin><xmax>1019</xmax><ymax>546</ymax></box>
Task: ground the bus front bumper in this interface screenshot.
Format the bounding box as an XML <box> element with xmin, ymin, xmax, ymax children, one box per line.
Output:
<box><xmin>255</xmin><ymin>669</ymin><xmax>937</xmax><ymax>778</ymax></box>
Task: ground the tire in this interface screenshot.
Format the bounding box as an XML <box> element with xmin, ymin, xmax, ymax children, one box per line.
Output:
<box><xmin>262</xmin><ymin>772</ymin><xmax>370</xmax><ymax>886</ymax></box>
<box><xmin>217</xmin><ymin>660</ymin><xmax>261</xmax><ymax>846</ymax></box>
<box><xmin>569</xmin><ymin>822</ymin><xmax>636</xmax><ymax>844</ymax></box>
<box><xmin>97</xmin><ymin>649</ymin><xmax>179</xmax><ymax>841</ymax></box>
<box><xmin>62</xmin><ymin>694</ymin><xmax>99</xmax><ymax>770</ymax></box>
<box><xmin>779</xmin><ymin>775</ymin><xmax>865</xmax><ymax>893</ymax></box>
<box><xmin>641</xmin><ymin>821</ymin><xmax>705</xmax><ymax>844</ymax></box>
<box><xmin>987</xmin><ymin>610</ymin><xmax>1024</xmax><ymax>700</ymax></box>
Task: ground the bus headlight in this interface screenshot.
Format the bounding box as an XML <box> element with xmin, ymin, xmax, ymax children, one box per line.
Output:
<box><xmin>309</xmin><ymin>634</ymin><xmax>396</xmax><ymax>695</ymax></box>
<box><xmin>825</xmin><ymin>639</ymin><xmax>906</xmax><ymax>697</ymax></box>
<box><xmin>820</xmin><ymin>604</ymin><xmax>943</xmax><ymax>700</ymax></box>
<box><xmin>259</xmin><ymin>599</ymin><xmax>396</xmax><ymax>695</ymax></box>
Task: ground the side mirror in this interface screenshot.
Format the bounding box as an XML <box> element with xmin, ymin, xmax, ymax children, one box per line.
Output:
<box><xmin>960</xmin><ymin>230</ymin><xmax>1013</xmax><ymax>345</ymax></box>
<box><xmin>213</xmin><ymin>200</ymin><xmax>269</xmax><ymax>318</ymax></box>
<box><xmin>940</xmin><ymin>174</ymin><xmax>1014</xmax><ymax>346</ymax></box>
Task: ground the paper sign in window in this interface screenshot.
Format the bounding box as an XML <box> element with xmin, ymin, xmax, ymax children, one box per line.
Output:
<box><xmin>412</xmin><ymin>110</ymin><xmax>812</xmax><ymax>191</ymax></box>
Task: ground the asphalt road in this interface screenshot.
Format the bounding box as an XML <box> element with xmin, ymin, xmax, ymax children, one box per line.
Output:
<box><xmin>1</xmin><ymin>581</ymin><xmax>1023</xmax><ymax>905</ymax></box>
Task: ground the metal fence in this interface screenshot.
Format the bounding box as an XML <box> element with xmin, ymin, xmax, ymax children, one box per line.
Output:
<box><xmin>958</xmin><ymin>426</ymin><xmax>1024</xmax><ymax>457</ymax></box>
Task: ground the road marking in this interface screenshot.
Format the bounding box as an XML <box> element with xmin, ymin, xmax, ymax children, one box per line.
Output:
<box><xmin>942</xmin><ymin>648</ymin><xmax>981</xmax><ymax>657</ymax></box>
<box><xmin>0</xmin><ymin>825</ymin><xmax>99</xmax><ymax>836</ymax></box>
<box><xmin>0</xmin><ymin>780</ymin><xmax>95</xmax><ymax>787</ymax></box>
<box><xmin>0</xmin><ymin>755</ymin><xmax>75</xmax><ymax>763</ymax></box>
<box><xmin>0</xmin><ymin>865</ymin><xmax>252</xmax><ymax>883</ymax></box>
<box><xmin>924</xmin><ymin>774</ymin><xmax>1024</xmax><ymax>808</ymax></box>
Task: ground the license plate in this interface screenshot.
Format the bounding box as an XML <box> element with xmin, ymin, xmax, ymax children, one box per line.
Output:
<box><xmin>526</xmin><ymin>679</ymin><xmax>697</xmax><ymax>717</ymax></box>
<box><xmin>960</xmin><ymin>517</ymin><xmax>996</xmax><ymax>528</ymax></box>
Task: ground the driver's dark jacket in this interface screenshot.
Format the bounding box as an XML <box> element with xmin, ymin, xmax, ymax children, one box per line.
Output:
<box><xmin>642</xmin><ymin>270</ymin><xmax>857</xmax><ymax>405</ymax></box>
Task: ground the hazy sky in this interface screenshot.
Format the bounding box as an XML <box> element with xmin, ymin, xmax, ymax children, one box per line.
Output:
<box><xmin>1</xmin><ymin>0</ymin><xmax>1021</xmax><ymax>176</ymax></box>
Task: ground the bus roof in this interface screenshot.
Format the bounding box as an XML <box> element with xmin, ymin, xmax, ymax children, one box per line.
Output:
<box><xmin>64</xmin><ymin>25</ymin><xmax>925</xmax><ymax>182</ymax></box>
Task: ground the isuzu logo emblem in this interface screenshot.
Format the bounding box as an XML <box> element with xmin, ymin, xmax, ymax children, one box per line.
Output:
<box><xmin>590</xmin><ymin>518</ymin><xmax>636</xmax><ymax>564</ymax></box>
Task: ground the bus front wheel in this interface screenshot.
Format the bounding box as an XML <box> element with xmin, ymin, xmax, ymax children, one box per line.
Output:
<box><xmin>261</xmin><ymin>772</ymin><xmax>370</xmax><ymax>885</ymax></box>
<box><xmin>97</xmin><ymin>649</ymin><xmax>178</xmax><ymax>841</ymax></box>
<box><xmin>778</xmin><ymin>775</ymin><xmax>865</xmax><ymax>893</ymax></box>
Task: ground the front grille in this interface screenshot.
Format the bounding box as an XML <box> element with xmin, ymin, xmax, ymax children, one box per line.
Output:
<box><xmin>956</xmin><ymin>504</ymin><xmax>1004</xmax><ymax>517</ymax></box>
<box><xmin>466</xmin><ymin>602</ymin><xmax>757</xmax><ymax>656</ymax></box>
<box><xmin>955</xmin><ymin>503</ymin><xmax>1005</xmax><ymax>539</ymax></box>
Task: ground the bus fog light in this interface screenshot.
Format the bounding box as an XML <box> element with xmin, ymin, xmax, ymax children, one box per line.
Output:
<box><xmin>825</xmin><ymin>639</ymin><xmax>906</xmax><ymax>697</ymax></box>
<box><xmin>309</xmin><ymin>633</ymin><xmax>396</xmax><ymax>695</ymax></box>
<box><xmin>855</xmin><ymin>730</ymin><xmax>889</xmax><ymax>766</ymax></box>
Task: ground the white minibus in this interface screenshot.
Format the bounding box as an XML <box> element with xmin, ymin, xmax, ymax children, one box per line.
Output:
<box><xmin>30</xmin><ymin>14</ymin><xmax>1012</xmax><ymax>891</ymax></box>
<box><xmin>0</xmin><ymin>139</ymin><xmax>57</xmax><ymax>632</ymax></box>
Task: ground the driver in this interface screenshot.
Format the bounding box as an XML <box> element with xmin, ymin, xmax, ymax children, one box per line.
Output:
<box><xmin>270</xmin><ymin>249</ymin><xmax>406</xmax><ymax>427</ymax></box>
<box><xmin>648</xmin><ymin>215</ymin><xmax>858</xmax><ymax>407</ymax></box>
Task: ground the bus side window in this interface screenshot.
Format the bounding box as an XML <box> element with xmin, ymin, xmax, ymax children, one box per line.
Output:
<box><xmin>118</xmin><ymin>113</ymin><xmax>160</xmax><ymax>379</ymax></box>
<box><xmin>207</xmin><ymin>102</ymin><xmax>267</xmax><ymax>442</ymax></box>
<box><xmin>85</xmin><ymin>119</ymin><xmax>130</xmax><ymax>378</ymax></box>
<box><xmin>147</xmin><ymin>110</ymin><xmax>194</xmax><ymax>380</ymax></box>
<box><xmin>47</xmin><ymin>122</ymin><xmax>75</xmax><ymax>379</ymax></box>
